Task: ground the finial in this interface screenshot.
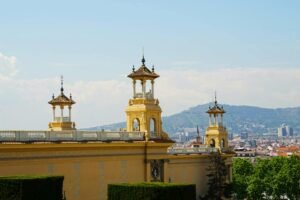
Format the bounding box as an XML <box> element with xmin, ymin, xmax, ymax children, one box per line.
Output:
<box><xmin>141</xmin><ymin>55</ymin><xmax>146</xmax><ymax>66</ymax></box>
<box><xmin>197</xmin><ymin>125</ymin><xmax>200</xmax><ymax>136</ymax></box>
<box><xmin>214</xmin><ymin>91</ymin><xmax>217</xmax><ymax>105</ymax></box>
<box><xmin>52</xmin><ymin>94</ymin><xmax>55</xmax><ymax>99</ymax></box>
<box><xmin>152</xmin><ymin>65</ymin><xmax>155</xmax><ymax>72</ymax></box>
<box><xmin>70</xmin><ymin>93</ymin><xmax>72</xmax><ymax>99</ymax></box>
<box><xmin>60</xmin><ymin>75</ymin><xmax>64</xmax><ymax>94</ymax></box>
<box><xmin>132</xmin><ymin>65</ymin><xmax>135</xmax><ymax>72</ymax></box>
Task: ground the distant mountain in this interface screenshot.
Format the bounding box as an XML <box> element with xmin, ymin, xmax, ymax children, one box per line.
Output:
<box><xmin>85</xmin><ymin>103</ymin><xmax>300</xmax><ymax>135</ymax></box>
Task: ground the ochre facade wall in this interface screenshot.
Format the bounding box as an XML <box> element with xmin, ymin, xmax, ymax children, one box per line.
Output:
<box><xmin>0</xmin><ymin>142</ymin><xmax>232</xmax><ymax>200</ymax></box>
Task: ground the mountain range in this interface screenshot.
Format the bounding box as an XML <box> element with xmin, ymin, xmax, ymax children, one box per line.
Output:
<box><xmin>85</xmin><ymin>103</ymin><xmax>300</xmax><ymax>136</ymax></box>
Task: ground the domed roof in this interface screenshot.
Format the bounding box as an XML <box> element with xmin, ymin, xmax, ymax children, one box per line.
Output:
<box><xmin>48</xmin><ymin>77</ymin><xmax>75</xmax><ymax>106</ymax></box>
<box><xmin>206</xmin><ymin>96</ymin><xmax>225</xmax><ymax>114</ymax></box>
<box><xmin>48</xmin><ymin>93</ymin><xmax>75</xmax><ymax>106</ymax></box>
<box><xmin>128</xmin><ymin>56</ymin><xmax>159</xmax><ymax>79</ymax></box>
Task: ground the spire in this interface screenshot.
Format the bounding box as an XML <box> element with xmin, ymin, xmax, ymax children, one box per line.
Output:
<box><xmin>60</xmin><ymin>75</ymin><xmax>64</xmax><ymax>95</ymax></box>
<box><xmin>152</xmin><ymin>65</ymin><xmax>155</xmax><ymax>72</ymax></box>
<box><xmin>132</xmin><ymin>65</ymin><xmax>135</xmax><ymax>72</ymax></box>
<box><xmin>197</xmin><ymin>125</ymin><xmax>200</xmax><ymax>137</ymax></box>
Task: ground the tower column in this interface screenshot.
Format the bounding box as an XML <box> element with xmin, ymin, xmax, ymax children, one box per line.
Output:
<box><xmin>151</xmin><ymin>80</ymin><xmax>154</xmax><ymax>98</ymax></box>
<box><xmin>60</xmin><ymin>106</ymin><xmax>64</xmax><ymax>122</ymax></box>
<box><xmin>209</xmin><ymin>114</ymin><xmax>212</xmax><ymax>126</ymax></box>
<box><xmin>69</xmin><ymin>106</ymin><xmax>72</xmax><ymax>122</ymax></box>
<box><xmin>52</xmin><ymin>106</ymin><xmax>56</xmax><ymax>121</ymax></box>
<box><xmin>142</xmin><ymin>80</ymin><xmax>146</xmax><ymax>98</ymax></box>
<box><xmin>133</xmin><ymin>80</ymin><xmax>136</xmax><ymax>98</ymax></box>
<box><xmin>221</xmin><ymin>114</ymin><xmax>223</xmax><ymax>126</ymax></box>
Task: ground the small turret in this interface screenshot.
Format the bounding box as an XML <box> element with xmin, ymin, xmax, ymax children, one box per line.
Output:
<box><xmin>205</xmin><ymin>94</ymin><xmax>228</xmax><ymax>150</ymax></box>
<box><xmin>48</xmin><ymin>76</ymin><xmax>76</xmax><ymax>131</ymax></box>
<box><xmin>125</xmin><ymin>56</ymin><xmax>169</xmax><ymax>141</ymax></box>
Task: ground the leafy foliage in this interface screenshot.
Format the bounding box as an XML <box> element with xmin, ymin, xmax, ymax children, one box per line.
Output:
<box><xmin>232</xmin><ymin>156</ymin><xmax>300</xmax><ymax>200</ymax></box>
<box><xmin>0</xmin><ymin>175</ymin><xmax>64</xmax><ymax>200</ymax></box>
<box><xmin>232</xmin><ymin>158</ymin><xmax>253</xmax><ymax>199</ymax></box>
<box><xmin>108</xmin><ymin>182</ymin><xmax>196</xmax><ymax>200</ymax></box>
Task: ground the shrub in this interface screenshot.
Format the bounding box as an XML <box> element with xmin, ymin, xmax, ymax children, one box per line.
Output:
<box><xmin>0</xmin><ymin>175</ymin><xmax>64</xmax><ymax>200</ymax></box>
<box><xmin>108</xmin><ymin>182</ymin><xmax>196</xmax><ymax>200</ymax></box>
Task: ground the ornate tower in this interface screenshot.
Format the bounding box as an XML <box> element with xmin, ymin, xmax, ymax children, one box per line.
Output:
<box><xmin>126</xmin><ymin>56</ymin><xmax>167</xmax><ymax>140</ymax></box>
<box><xmin>48</xmin><ymin>76</ymin><xmax>76</xmax><ymax>131</ymax></box>
<box><xmin>205</xmin><ymin>95</ymin><xmax>228</xmax><ymax>150</ymax></box>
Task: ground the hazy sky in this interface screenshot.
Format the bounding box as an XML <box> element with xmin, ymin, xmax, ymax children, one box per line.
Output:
<box><xmin>0</xmin><ymin>0</ymin><xmax>300</xmax><ymax>129</ymax></box>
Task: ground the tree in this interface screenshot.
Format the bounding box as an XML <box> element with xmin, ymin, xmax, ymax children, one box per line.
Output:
<box><xmin>232</xmin><ymin>158</ymin><xmax>253</xmax><ymax>199</ymax></box>
<box><xmin>253</xmin><ymin>156</ymin><xmax>300</xmax><ymax>200</ymax></box>
<box><xmin>235</xmin><ymin>155</ymin><xmax>300</xmax><ymax>200</ymax></box>
<box><xmin>200</xmin><ymin>151</ymin><xmax>229</xmax><ymax>200</ymax></box>
<box><xmin>272</xmin><ymin>155</ymin><xmax>300</xmax><ymax>200</ymax></box>
<box><xmin>246</xmin><ymin>176</ymin><xmax>265</xmax><ymax>200</ymax></box>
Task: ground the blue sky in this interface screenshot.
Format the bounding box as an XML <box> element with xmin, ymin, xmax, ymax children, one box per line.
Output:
<box><xmin>0</xmin><ymin>1</ymin><xmax>300</xmax><ymax>129</ymax></box>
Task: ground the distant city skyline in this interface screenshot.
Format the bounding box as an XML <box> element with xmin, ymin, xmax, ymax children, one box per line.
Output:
<box><xmin>0</xmin><ymin>1</ymin><xmax>300</xmax><ymax>129</ymax></box>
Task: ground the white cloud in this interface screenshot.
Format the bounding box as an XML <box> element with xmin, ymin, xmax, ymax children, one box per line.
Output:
<box><xmin>0</xmin><ymin>52</ymin><xmax>18</xmax><ymax>78</ymax></box>
<box><xmin>0</xmin><ymin>67</ymin><xmax>299</xmax><ymax>130</ymax></box>
<box><xmin>157</xmin><ymin>68</ymin><xmax>300</xmax><ymax>115</ymax></box>
<box><xmin>0</xmin><ymin>76</ymin><xmax>131</xmax><ymax>129</ymax></box>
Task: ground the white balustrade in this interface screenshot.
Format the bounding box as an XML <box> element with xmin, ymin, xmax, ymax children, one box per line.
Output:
<box><xmin>54</xmin><ymin>117</ymin><xmax>71</xmax><ymax>122</ymax></box>
<box><xmin>0</xmin><ymin>130</ymin><xmax>145</xmax><ymax>142</ymax></box>
<box><xmin>167</xmin><ymin>146</ymin><xmax>217</xmax><ymax>154</ymax></box>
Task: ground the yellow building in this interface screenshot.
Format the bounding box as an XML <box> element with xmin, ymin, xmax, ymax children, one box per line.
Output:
<box><xmin>205</xmin><ymin>95</ymin><xmax>229</xmax><ymax>150</ymax></box>
<box><xmin>0</xmin><ymin>60</ymin><xmax>234</xmax><ymax>200</ymax></box>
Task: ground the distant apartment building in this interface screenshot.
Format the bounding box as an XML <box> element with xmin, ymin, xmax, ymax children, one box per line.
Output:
<box><xmin>248</xmin><ymin>140</ymin><xmax>257</xmax><ymax>148</ymax></box>
<box><xmin>240</xmin><ymin>132</ymin><xmax>248</xmax><ymax>139</ymax></box>
<box><xmin>228</xmin><ymin>133</ymin><xmax>234</xmax><ymax>140</ymax></box>
<box><xmin>171</xmin><ymin>132</ymin><xmax>197</xmax><ymax>143</ymax></box>
<box><xmin>278</xmin><ymin>124</ymin><xmax>293</xmax><ymax>137</ymax></box>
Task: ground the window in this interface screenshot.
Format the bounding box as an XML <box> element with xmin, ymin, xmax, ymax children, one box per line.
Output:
<box><xmin>133</xmin><ymin>118</ymin><xmax>140</xmax><ymax>131</ymax></box>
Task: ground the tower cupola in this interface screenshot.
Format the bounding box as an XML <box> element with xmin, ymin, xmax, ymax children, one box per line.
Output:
<box><xmin>125</xmin><ymin>56</ymin><xmax>169</xmax><ymax>141</ymax></box>
<box><xmin>127</xmin><ymin>55</ymin><xmax>159</xmax><ymax>99</ymax></box>
<box><xmin>48</xmin><ymin>76</ymin><xmax>76</xmax><ymax>131</ymax></box>
<box><xmin>205</xmin><ymin>94</ymin><xmax>228</xmax><ymax>150</ymax></box>
<box><xmin>206</xmin><ymin>95</ymin><xmax>225</xmax><ymax>127</ymax></box>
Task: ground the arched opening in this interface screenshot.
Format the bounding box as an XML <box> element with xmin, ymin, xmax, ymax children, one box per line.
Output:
<box><xmin>210</xmin><ymin>139</ymin><xmax>215</xmax><ymax>148</ymax></box>
<box><xmin>150</xmin><ymin>118</ymin><xmax>156</xmax><ymax>137</ymax></box>
<box><xmin>221</xmin><ymin>139</ymin><xmax>225</xmax><ymax>148</ymax></box>
<box><xmin>133</xmin><ymin>118</ymin><xmax>140</xmax><ymax>131</ymax></box>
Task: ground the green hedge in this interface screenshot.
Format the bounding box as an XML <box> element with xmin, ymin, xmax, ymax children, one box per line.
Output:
<box><xmin>108</xmin><ymin>182</ymin><xmax>196</xmax><ymax>200</ymax></box>
<box><xmin>0</xmin><ymin>175</ymin><xmax>64</xmax><ymax>200</ymax></box>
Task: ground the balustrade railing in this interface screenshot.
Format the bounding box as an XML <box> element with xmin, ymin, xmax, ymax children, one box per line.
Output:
<box><xmin>134</xmin><ymin>92</ymin><xmax>153</xmax><ymax>99</ymax></box>
<box><xmin>167</xmin><ymin>146</ymin><xmax>217</xmax><ymax>154</ymax></box>
<box><xmin>54</xmin><ymin>117</ymin><xmax>70</xmax><ymax>122</ymax></box>
<box><xmin>0</xmin><ymin>130</ymin><xmax>145</xmax><ymax>143</ymax></box>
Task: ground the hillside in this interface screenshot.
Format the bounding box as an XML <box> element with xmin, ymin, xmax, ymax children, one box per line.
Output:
<box><xmin>86</xmin><ymin>103</ymin><xmax>300</xmax><ymax>135</ymax></box>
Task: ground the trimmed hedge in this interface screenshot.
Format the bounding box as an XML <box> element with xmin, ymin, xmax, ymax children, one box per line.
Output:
<box><xmin>108</xmin><ymin>182</ymin><xmax>196</xmax><ymax>200</ymax></box>
<box><xmin>0</xmin><ymin>175</ymin><xmax>64</xmax><ymax>200</ymax></box>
